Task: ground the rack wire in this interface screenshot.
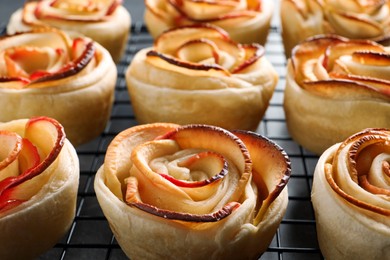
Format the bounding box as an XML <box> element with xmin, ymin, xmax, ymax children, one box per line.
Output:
<box><xmin>1</xmin><ymin>14</ymin><xmax>324</xmax><ymax>260</ymax></box>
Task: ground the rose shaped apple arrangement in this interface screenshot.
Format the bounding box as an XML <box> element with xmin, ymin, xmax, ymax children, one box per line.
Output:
<box><xmin>7</xmin><ymin>0</ymin><xmax>131</xmax><ymax>62</ymax></box>
<box><xmin>0</xmin><ymin>27</ymin><xmax>117</xmax><ymax>146</ymax></box>
<box><xmin>0</xmin><ymin>116</ymin><xmax>79</xmax><ymax>260</ymax></box>
<box><xmin>126</xmin><ymin>24</ymin><xmax>278</xmax><ymax>131</ymax></box>
<box><xmin>281</xmin><ymin>0</ymin><xmax>390</xmax><ymax>56</ymax></box>
<box><xmin>312</xmin><ymin>128</ymin><xmax>390</xmax><ymax>260</ymax></box>
<box><xmin>94</xmin><ymin>123</ymin><xmax>290</xmax><ymax>260</ymax></box>
<box><xmin>144</xmin><ymin>0</ymin><xmax>274</xmax><ymax>45</ymax></box>
<box><xmin>283</xmin><ymin>34</ymin><xmax>390</xmax><ymax>155</ymax></box>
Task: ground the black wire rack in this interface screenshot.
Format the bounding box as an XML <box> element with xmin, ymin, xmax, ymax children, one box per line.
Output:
<box><xmin>0</xmin><ymin>11</ymin><xmax>324</xmax><ymax>260</ymax></box>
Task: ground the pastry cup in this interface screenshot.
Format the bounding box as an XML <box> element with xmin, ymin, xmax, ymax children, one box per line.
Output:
<box><xmin>144</xmin><ymin>0</ymin><xmax>274</xmax><ymax>45</ymax></box>
<box><xmin>311</xmin><ymin>128</ymin><xmax>390</xmax><ymax>260</ymax></box>
<box><xmin>7</xmin><ymin>0</ymin><xmax>131</xmax><ymax>62</ymax></box>
<box><xmin>280</xmin><ymin>0</ymin><xmax>390</xmax><ymax>57</ymax></box>
<box><xmin>0</xmin><ymin>28</ymin><xmax>117</xmax><ymax>146</ymax></box>
<box><xmin>0</xmin><ymin>117</ymin><xmax>79</xmax><ymax>260</ymax></box>
<box><xmin>126</xmin><ymin>25</ymin><xmax>278</xmax><ymax>131</ymax></box>
<box><xmin>94</xmin><ymin>123</ymin><xmax>290</xmax><ymax>260</ymax></box>
<box><xmin>283</xmin><ymin>35</ymin><xmax>390</xmax><ymax>155</ymax></box>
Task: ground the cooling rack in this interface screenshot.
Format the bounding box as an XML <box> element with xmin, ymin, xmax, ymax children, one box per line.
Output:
<box><xmin>0</xmin><ymin>12</ymin><xmax>324</xmax><ymax>260</ymax></box>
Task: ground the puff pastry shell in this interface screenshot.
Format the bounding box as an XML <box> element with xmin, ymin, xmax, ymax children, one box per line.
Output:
<box><xmin>7</xmin><ymin>0</ymin><xmax>131</xmax><ymax>62</ymax></box>
<box><xmin>0</xmin><ymin>28</ymin><xmax>117</xmax><ymax>146</ymax></box>
<box><xmin>281</xmin><ymin>0</ymin><xmax>390</xmax><ymax>57</ymax></box>
<box><xmin>126</xmin><ymin>25</ymin><xmax>278</xmax><ymax>131</ymax></box>
<box><xmin>144</xmin><ymin>0</ymin><xmax>274</xmax><ymax>45</ymax></box>
<box><xmin>311</xmin><ymin>128</ymin><xmax>390</xmax><ymax>260</ymax></box>
<box><xmin>0</xmin><ymin>117</ymin><xmax>79</xmax><ymax>260</ymax></box>
<box><xmin>94</xmin><ymin>123</ymin><xmax>290</xmax><ymax>260</ymax></box>
<box><xmin>284</xmin><ymin>35</ymin><xmax>390</xmax><ymax>155</ymax></box>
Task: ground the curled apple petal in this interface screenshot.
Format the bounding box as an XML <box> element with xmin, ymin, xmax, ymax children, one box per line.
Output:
<box><xmin>326</xmin><ymin>10</ymin><xmax>383</xmax><ymax>39</ymax></box>
<box><xmin>232</xmin><ymin>130</ymin><xmax>291</xmax><ymax>225</ymax></box>
<box><xmin>145</xmin><ymin>0</ymin><xmax>273</xmax><ymax>45</ymax></box>
<box><xmin>170</xmin><ymin>0</ymin><xmax>246</xmax><ymax>21</ymax></box>
<box><xmin>95</xmin><ymin>123</ymin><xmax>290</xmax><ymax>259</ymax></box>
<box><xmin>147</xmin><ymin>24</ymin><xmax>263</xmax><ymax>75</ymax></box>
<box><xmin>130</xmin><ymin>200</ymin><xmax>241</xmax><ymax>222</ymax></box>
<box><xmin>0</xmin><ymin>131</ymin><xmax>23</xmax><ymax>181</ymax></box>
<box><xmin>291</xmin><ymin>35</ymin><xmax>390</xmax><ymax>99</ymax></box>
<box><xmin>146</xmin><ymin>49</ymin><xmax>230</xmax><ymax>76</ymax></box>
<box><xmin>125</xmin><ymin>124</ymin><xmax>252</xmax><ymax>216</ymax></box>
<box><xmin>162</xmin><ymin>0</ymin><xmax>262</xmax><ymax>22</ymax></box>
<box><xmin>0</xmin><ymin>28</ymin><xmax>96</xmax><ymax>88</ymax></box>
<box><xmin>159</xmin><ymin>151</ymin><xmax>228</xmax><ymax>188</ymax></box>
<box><xmin>24</xmin><ymin>0</ymin><xmax>122</xmax><ymax>23</ymax></box>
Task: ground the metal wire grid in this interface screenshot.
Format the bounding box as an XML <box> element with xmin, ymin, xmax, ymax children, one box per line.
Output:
<box><xmin>0</xmin><ymin>21</ymin><xmax>324</xmax><ymax>259</ymax></box>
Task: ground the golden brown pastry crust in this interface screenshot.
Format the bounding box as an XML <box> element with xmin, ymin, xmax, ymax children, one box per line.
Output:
<box><xmin>0</xmin><ymin>117</ymin><xmax>79</xmax><ymax>260</ymax></box>
<box><xmin>284</xmin><ymin>35</ymin><xmax>390</xmax><ymax>155</ymax></box>
<box><xmin>311</xmin><ymin>128</ymin><xmax>390</xmax><ymax>260</ymax></box>
<box><xmin>0</xmin><ymin>29</ymin><xmax>117</xmax><ymax>146</ymax></box>
<box><xmin>281</xmin><ymin>0</ymin><xmax>390</xmax><ymax>57</ymax></box>
<box><xmin>94</xmin><ymin>123</ymin><xmax>290</xmax><ymax>260</ymax></box>
<box><xmin>144</xmin><ymin>0</ymin><xmax>274</xmax><ymax>45</ymax></box>
<box><xmin>7</xmin><ymin>0</ymin><xmax>131</xmax><ymax>62</ymax></box>
<box><xmin>126</xmin><ymin>25</ymin><xmax>278</xmax><ymax>131</ymax></box>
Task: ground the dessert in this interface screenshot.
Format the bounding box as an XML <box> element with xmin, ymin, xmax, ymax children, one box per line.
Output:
<box><xmin>7</xmin><ymin>0</ymin><xmax>131</xmax><ymax>62</ymax></box>
<box><xmin>283</xmin><ymin>35</ymin><xmax>390</xmax><ymax>155</ymax></box>
<box><xmin>0</xmin><ymin>27</ymin><xmax>117</xmax><ymax>146</ymax></box>
<box><xmin>281</xmin><ymin>0</ymin><xmax>390</xmax><ymax>57</ymax></box>
<box><xmin>126</xmin><ymin>24</ymin><xmax>278</xmax><ymax>131</ymax></box>
<box><xmin>144</xmin><ymin>0</ymin><xmax>274</xmax><ymax>45</ymax></box>
<box><xmin>94</xmin><ymin>123</ymin><xmax>291</xmax><ymax>260</ymax></box>
<box><xmin>311</xmin><ymin>128</ymin><xmax>390</xmax><ymax>260</ymax></box>
<box><xmin>0</xmin><ymin>116</ymin><xmax>79</xmax><ymax>260</ymax></box>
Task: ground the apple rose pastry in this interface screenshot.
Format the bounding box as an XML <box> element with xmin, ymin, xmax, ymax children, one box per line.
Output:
<box><xmin>144</xmin><ymin>0</ymin><xmax>274</xmax><ymax>45</ymax></box>
<box><xmin>284</xmin><ymin>35</ymin><xmax>390</xmax><ymax>155</ymax></box>
<box><xmin>0</xmin><ymin>28</ymin><xmax>117</xmax><ymax>146</ymax></box>
<box><xmin>6</xmin><ymin>0</ymin><xmax>131</xmax><ymax>62</ymax></box>
<box><xmin>94</xmin><ymin>123</ymin><xmax>290</xmax><ymax>260</ymax></box>
<box><xmin>0</xmin><ymin>116</ymin><xmax>79</xmax><ymax>260</ymax></box>
<box><xmin>281</xmin><ymin>0</ymin><xmax>390</xmax><ymax>57</ymax></box>
<box><xmin>311</xmin><ymin>128</ymin><xmax>390</xmax><ymax>260</ymax></box>
<box><xmin>126</xmin><ymin>25</ymin><xmax>278</xmax><ymax>131</ymax></box>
